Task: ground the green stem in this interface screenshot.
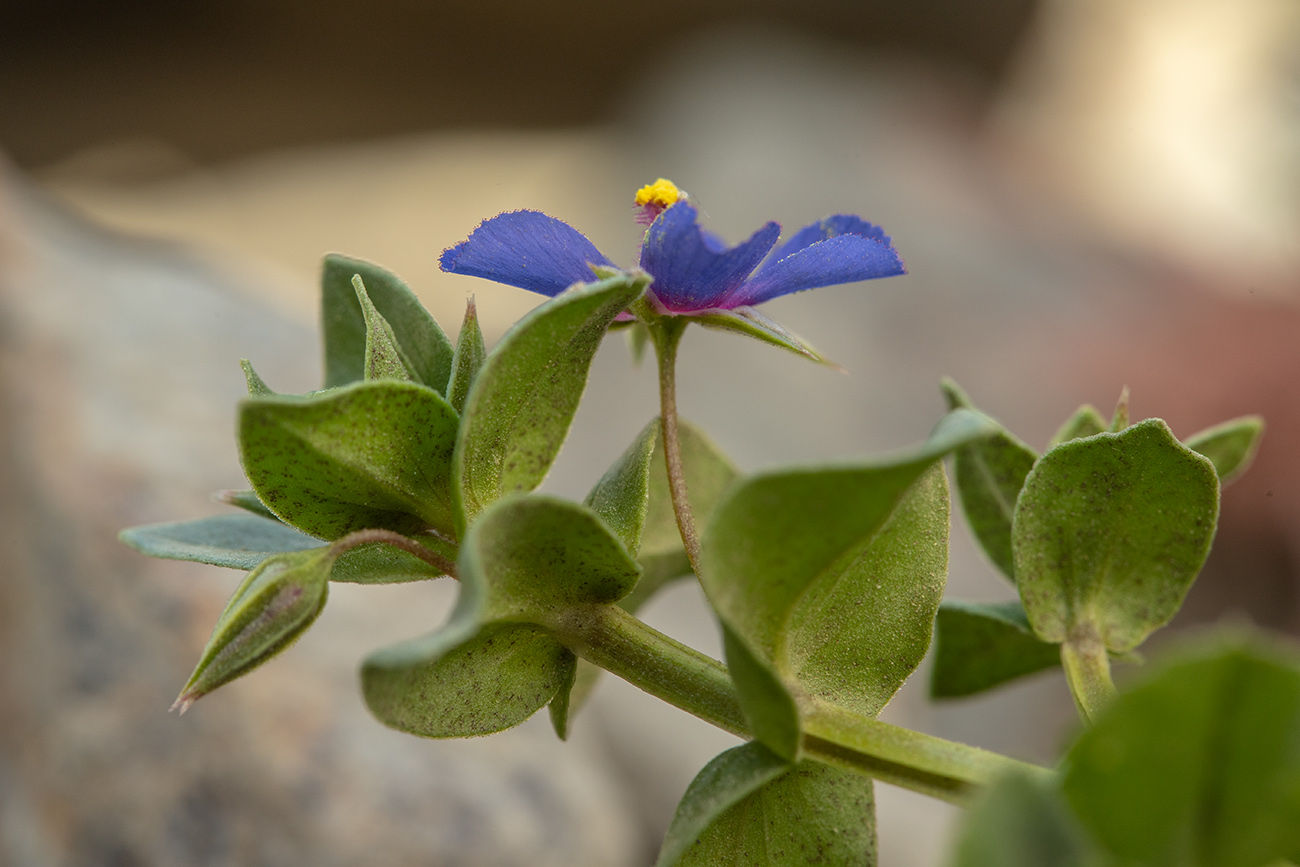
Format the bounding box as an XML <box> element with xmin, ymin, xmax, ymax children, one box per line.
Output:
<box><xmin>550</xmin><ymin>603</ymin><xmax>1047</xmax><ymax>804</ymax></box>
<box><xmin>1061</xmin><ymin>623</ymin><xmax>1117</xmax><ymax>724</ymax></box>
<box><xmin>330</xmin><ymin>528</ymin><xmax>458</xmax><ymax>578</ymax></box>
<box><xmin>648</xmin><ymin>316</ymin><xmax>703</xmax><ymax>577</ymax></box>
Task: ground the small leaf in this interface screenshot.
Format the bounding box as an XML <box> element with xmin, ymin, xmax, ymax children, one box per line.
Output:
<box><xmin>669</xmin><ymin>749</ymin><xmax>877</xmax><ymax>866</ymax></box>
<box><xmin>1013</xmin><ymin>419</ymin><xmax>1220</xmax><ymax>651</ymax></box>
<box><xmin>320</xmin><ymin>254</ymin><xmax>453</xmax><ymax>391</ymax></box>
<box><xmin>627</xmin><ymin>320</ymin><xmax>651</xmax><ymax>365</ymax></box>
<box><xmin>656</xmin><ymin>742</ymin><xmax>791</xmax><ymax>867</ymax></box>
<box><xmin>941</xmin><ymin>379</ymin><xmax>1039</xmax><ymax>581</ymax></box>
<box><xmin>174</xmin><ymin>548</ymin><xmax>334</xmax><ymax>712</ymax></box>
<box><xmin>329</xmin><ymin>539</ymin><xmax>451</xmax><ymax>584</ymax></box>
<box><xmin>1063</xmin><ymin>639</ymin><xmax>1300</xmax><ymax>867</ymax></box>
<box><xmin>547</xmin><ymin>650</ymin><xmax>579</xmax><ymax>740</ymax></box>
<box><xmin>1109</xmin><ymin>386</ymin><xmax>1130</xmax><ymax>432</ymax></box>
<box><xmin>354</xmin><ymin>275</ymin><xmax>422</xmax><ymax>384</ymax></box>
<box><xmin>214</xmin><ymin>488</ymin><xmax>278</xmax><ymax>520</ymax></box>
<box><xmin>453</xmin><ymin>271</ymin><xmax>649</xmax><ymax>532</ymax></box>
<box><xmin>239</xmin><ymin>380</ymin><xmax>460</xmax><ymax>540</ymax></box>
<box><xmin>930</xmin><ymin>600</ymin><xmax>1062</xmax><ymax>699</ymax></box>
<box><xmin>446</xmin><ymin>296</ymin><xmax>486</xmax><ymax>414</ymax></box>
<box><xmin>686</xmin><ymin>306</ymin><xmax>840</xmax><ymax>368</ymax></box>
<box><xmin>240</xmin><ymin>359</ymin><xmax>275</xmax><ymax>396</ymax></box>
<box><xmin>1048</xmin><ymin>405</ymin><xmax>1107</xmax><ymax>448</ymax></box>
<box><xmin>948</xmin><ymin>771</ymin><xmax>1096</xmax><ymax>867</ymax></box>
<box><xmin>702</xmin><ymin>410</ymin><xmax>994</xmax><ymax>726</ymax></box>
<box><xmin>1185</xmin><ymin>415</ymin><xmax>1264</xmax><ymax>484</ymax></box>
<box><xmin>120</xmin><ymin>513</ymin><xmax>321</xmax><ymax>570</ymax></box>
<box><xmin>584</xmin><ymin>419</ymin><xmax>658</xmax><ymax>556</ymax></box>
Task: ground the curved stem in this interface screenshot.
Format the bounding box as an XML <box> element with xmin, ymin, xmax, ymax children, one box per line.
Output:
<box><xmin>649</xmin><ymin>317</ymin><xmax>703</xmax><ymax>577</ymax></box>
<box><xmin>330</xmin><ymin>528</ymin><xmax>458</xmax><ymax>578</ymax></box>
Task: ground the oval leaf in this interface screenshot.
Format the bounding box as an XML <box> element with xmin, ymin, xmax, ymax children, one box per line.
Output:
<box><xmin>452</xmin><ymin>272</ymin><xmax>648</xmax><ymax>532</ymax></box>
<box><xmin>1013</xmin><ymin>419</ymin><xmax>1220</xmax><ymax>650</ymax></box>
<box><xmin>239</xmin><ymin>380</ymin><xmax>460</xmax><ymax>540</ymax></box>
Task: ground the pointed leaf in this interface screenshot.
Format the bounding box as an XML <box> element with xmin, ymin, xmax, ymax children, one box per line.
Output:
<box><xmin>120</xmin><ymin>513</ymin><xmax>322</xmax><ymax>569</ymax></box>
<box><xmin>214</xmin><ymin>488</ymin><xmax>278</xmax><ymax>520</ymax></box>
<box><xmin>656</xmin><ymin>742</ymin><xmax>791</xmax><ymax>867</ymax></box>
<box><xmin>446</xmin><ymin>296</ymin><xmax>486</xmax><ymax>414</ymax></box>
<box><xmin>453</xmin><ymin>271</ymin><xmax>648</xmax><ymax>531</ymax></box>
<box><xmin>941</xmin><ymin>379</ymin><xmax>1038</xmax><ymax>582</ymax></box>
<box><xmin>670</xmin><ymin>752</ymin><xmax>876</xmax><ymax>866</ymax></box>
<box><xmin>687</xmin><ymin>306</ymin><xmax>838</xmax><ymax>367</ymax></box>
<box><xmin>354</xmin><ymin>275</ymin><xmax>422</xmax><ymax>383</ymax></box>
<box><xmin>948</xmin><ymin>771</ymin><xmax>1096</xmax><ymax>867</ymax></box>
<box><xmin>585</xmin><ymin>419</ymin><xmax>658</xmax><ymax>556</ymax></box>
<box><xmin>320</xmin><ymin>254</ymin><xmax>453</xmax><ymax>390</ymax></box>
<box><xmin>239</xmin><ymin>380</ymin><xmax>460</xmax><ymax>540</ymax></box>
<box><xmin>547</xmin><ymin>650</ymin><xmax>579</xmax><ymax>740</ymax></box>
<box><xmin>1063</xmin><ymin>640</ymin><xmax>1300</xmax><ymax>867</ymax></box>
<box><xmin>240</xmin><ymin>359</ymin><xmax>275</xmax><ymax>396</ymax></box>
<box><xmin>1013</xmin><ymin>419</ymin><xmax>1220</xmax><ymax>651</ymax></box>
<box><xmin>930</xmin><ymin>600</ymin><xmax>1062</xmax><ymax>699</ymax></box>
<box><xmin>701</xmin><ymin>410</ymin><xmax>995</xmax><ymax>721</ymax></box>
<box><xmin>1048</xmin><ymin>405</ymin><xmax>1106</xmax><ymax>448</ymax></box>
<box><xmin>1185</xmin><ymin>415</ymin><xmax>1264</xmax><ymax>484</ymax></box>
<box><xmin>722</xmin><ymin>623</ymin><xmax>802</xmax><ymax>762</ymax></box>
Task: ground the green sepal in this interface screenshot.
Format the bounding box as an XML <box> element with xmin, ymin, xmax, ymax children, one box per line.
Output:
<box><xmin>930</xmin><ymin>600</ymin><xmax>1062</xmax><ymax>699</ymax></box>
<box><xmin>684</xmin><ymin>306</ymin><xmax>839</xmax><ymax>368</ymax></box>
<box><xmin>664</xmin><ymin>745</ymin><xmax>877</xmax><ymax>866</ymax></box>
<box><xmin>1063</xmin><ymin>638</ymin><xmax>1300</xmax><ymax>867</ymax></box>
<box><xmin>948</xmin><ymin>771</ymin><xmax>1096</xmax><ymax>867</ymax></box>
<box><xmin>1185</xmin><ymin>415</ymin><xmax>1264</xmax><ymax>484</ymax></box>
<box><xmin>627</xmin><ymin>320</ymin><xmax>651</xmax><ymax>365</ymax></box>
<box><xmin>445</xmin><ymin>296</ymin><xmax>486</xmax><ymax>414</ymax></box>
<box><xmin>656</xmin><ymin>742</ymin><xmax>791</xmax><ymax>867</ymax></box>
<box><xmin>240</xmin><ymin>359</ymin><xmax>275</xmax><ymax>396</ymax></box>
<box><xmin>354</xmin><ymin>274</ymin><xmax>423</xmax><ymax>384</ymax></box>
<box><xmin>453</xmin><ymin>271</ymin><xmax>650</xmax><ymax>533</ymax></box>
<box><xmin>941</xmin><ymin>379</ymin><xmax>1038</xmax><ymax>582</ymax></box>
<box><xmin>702</xmin><ymin>410</ymin><xmax>992</xmax><ymax>729</ymax></box>
<box><xmin>173</xmin><ymin>547</ymin><xmax>334</xmax><ymax>712</ymax></box>
<box><xmin>239</xmin><ymin>380</ymin><xmax>460</xmax><ymax>540</ymax></box>
<box><xmin>1048</xmin><ymin>405</ymin><xmax>1107</xmax><ymax>448</ymax></box>
<box><xmin>320</xmin><ymin>254</ymin><xmax>453</xmax><ymax>391</ymax></box>
<box><xmin>1013</xmin><ymin>419</ymin><xmax>1220</xmax><ymax>651</ymax></box>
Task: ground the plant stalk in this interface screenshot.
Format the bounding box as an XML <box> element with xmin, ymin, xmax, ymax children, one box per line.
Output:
<box><xmin>648</xmin><ymin>316</ymin><xmax>704</xmax><ymax>578</ymax></box>
<box><xmin>1061</xmin><ymin>622</ymin><xmax>1117</xmax><ymax>724</ymax></box>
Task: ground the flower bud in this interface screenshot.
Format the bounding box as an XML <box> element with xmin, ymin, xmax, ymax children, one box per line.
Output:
<box><xmin>172</xmin><ymin>547</ymin><xmax>334</xmax><ymax>712</ymax></box>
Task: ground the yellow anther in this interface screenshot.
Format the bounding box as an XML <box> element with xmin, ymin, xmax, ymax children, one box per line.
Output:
<box><xmin>634</xmin><ymin>178</ymin><xmax>682</xmax><ymax>208</ymax></box>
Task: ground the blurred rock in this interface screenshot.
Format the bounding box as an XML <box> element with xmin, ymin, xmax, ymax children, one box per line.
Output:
<box><xmin>0</xmin><ymin>169</ymin><xmax>642</xmax><ymax>867</ymax></box>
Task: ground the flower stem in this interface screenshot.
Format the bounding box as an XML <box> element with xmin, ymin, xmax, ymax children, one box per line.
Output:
<box><xmin>648</xmin><ymin>316</ymin><xmax>703</xmax><ymax>577</ymax></box>
<box><xmin>329</xmin><ymin>528</ymin><xmax>458</xmax><ymax>578</ymax></box>
<box><xmin>549</xmin><ymin>602</ymin><xmax>1048</xmax><ymax>805</ymax></box>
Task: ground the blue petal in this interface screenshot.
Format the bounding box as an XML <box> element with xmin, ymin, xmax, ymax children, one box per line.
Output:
<box><xmin>439</xmin><ymin>210</ymin><xmax>614</xmax><ymax>297</ymax></box>
<box><xmin>640</xmin><ymin>203</ymin><xmax>780</xmax><ymax>311</ymax></box>
<box><xmin>759</xmin><ymin>215</ymin><xmax>893</xmax><ymax>272</ymax></box>
<box><xmin>728</xmin><ymin>234</ymin><xmax>906</xmax><ymax>307</ymax></box>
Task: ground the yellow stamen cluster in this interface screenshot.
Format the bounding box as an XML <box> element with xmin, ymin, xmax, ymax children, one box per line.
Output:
<box><xmin>634</xmin><ymin>178</ymin><xmax>682</xmax><ymax>209</ymax></box>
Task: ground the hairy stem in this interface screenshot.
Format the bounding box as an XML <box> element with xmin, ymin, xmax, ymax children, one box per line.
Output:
<box><xmin>649</xmin><ymin>316</ymin><xmax>703</xmax><ymax>577</ymax></box>
<box><xmin>330</xmin><ymin>528</ymin><xmax>458</xmax><ymax>578</ymax></box>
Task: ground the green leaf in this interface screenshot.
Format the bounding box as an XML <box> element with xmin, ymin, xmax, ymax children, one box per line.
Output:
<box><xmin>354</xmin><ymin>274</ymin><xmax>422</xmax><ymax>384</ymax></box>
<box><xmin>320</xmin><ymin>254</ymin><xmax>453</xmax><ymax>391</ymax></box>
<box><xmin>329</xmin><ymin>539</ymin><xmax>451</xmax><ymax>584</ymax></box>
<box><xmin>627</xmin><ymin>420</ymin><xmax>740</xmax><ymax>611</ymax></box>
<box><xmin>930</xmin><ymin>600</ymin><xmax>1062</xmax><ymax>699</ymax></box>
<box><xmin>120</xmin><ymin>513</ymin><xmax>321</xmax><ymax>569</ymax></box>
<box><xmin>1048</xmin><ymin>405</ymin><xmax>1107</xmax><ymax>448</ymax></box>
<box><xmin>948</xmin><ymin>771</ymin><xmax>1096</xmax><ymax>867</ymax></box>
<box><xmin>584</xmin><ymin>419</ymin><xmax>658</xmax><ymax>557</ymax></box>
<box><xmin>363</xmin><ymin>620</ymin><xmax>573</xmax><ymax>738</ymax></box>
<box><xmin>702</xmin><ymin>410</ymin><xmax>994</xmax><ymax>730</ymax></box>
<box><xmin>239</xmin><ymin>380</ymin><xmax>461</xmax><ymax>540</ymax></box>
<box><xmin>656</xmin><ymin>742</ymin><xmax>791</xmax><ymax>867</ymax></box>
<box><xmin>453</xmin><ymin>272</ymin><xmax>649</xmax><ymax>532</ymax></box>
<box><xmin>669</xmin><ymin>749</ymin><xmax>877</xmax><ymax>866</ymax></box>
<box><xmin>941</xmin><ymin>379</ymin><xmax>1039</xmax><ymax>581</ymax></box>
<box><xmin>722</xmin><ymin>623</ymin><xmax>802</xmax><ymax>762</ymax></box>
<box><xmin>547</xmin><ymin>650</ymin><xmax>579</xmax><ymax>740</ymax></box>
<box><xmin>174</xmin><ymin>548</ymin><xmax>334</xmax><ymax>712</ymax></box>
<box><xmin>1185</xmin><ymin>415</ymin><xmax>1264</xmax><ymax>485</ymax></box>
<box><xmin>214</xmin><ymin>488</ymin><xmax>278</xmax><ymax>520</ymax></box>
<box><xmin>1063</xmin><ymin>640</ymin><xmax>1300</xmax><ymax>867</ymax></box>
<box><xmin>685</xmin><ymin>306</ymin><xmax>839</xmax><ymax>368</ymax></box>
<box><xmin>240</xmin><ymin>359</ymin><xmax>275</xmax><ymax>396</ymax></box>
<box><xmin>1013</xmin><ymin>419</ymin><xmax>1220</xmax><ymax>651</ymax></box>
<box><xmin>446</xmin><ymin>296</ymin><xmax>486</xmax><ymax>414</ymax></box>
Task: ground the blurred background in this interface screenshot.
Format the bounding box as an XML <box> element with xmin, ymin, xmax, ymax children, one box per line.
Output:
<box><xmin>2</xmin><ymin>1</ymin><xmax>1298</xmax><ymax>864</ymax></box>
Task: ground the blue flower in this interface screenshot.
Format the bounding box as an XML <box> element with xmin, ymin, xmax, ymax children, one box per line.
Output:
<box><xmin>439</xmin><ymin>179</ymin><xmax>905</xmax><ymax>315</ymax></box>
